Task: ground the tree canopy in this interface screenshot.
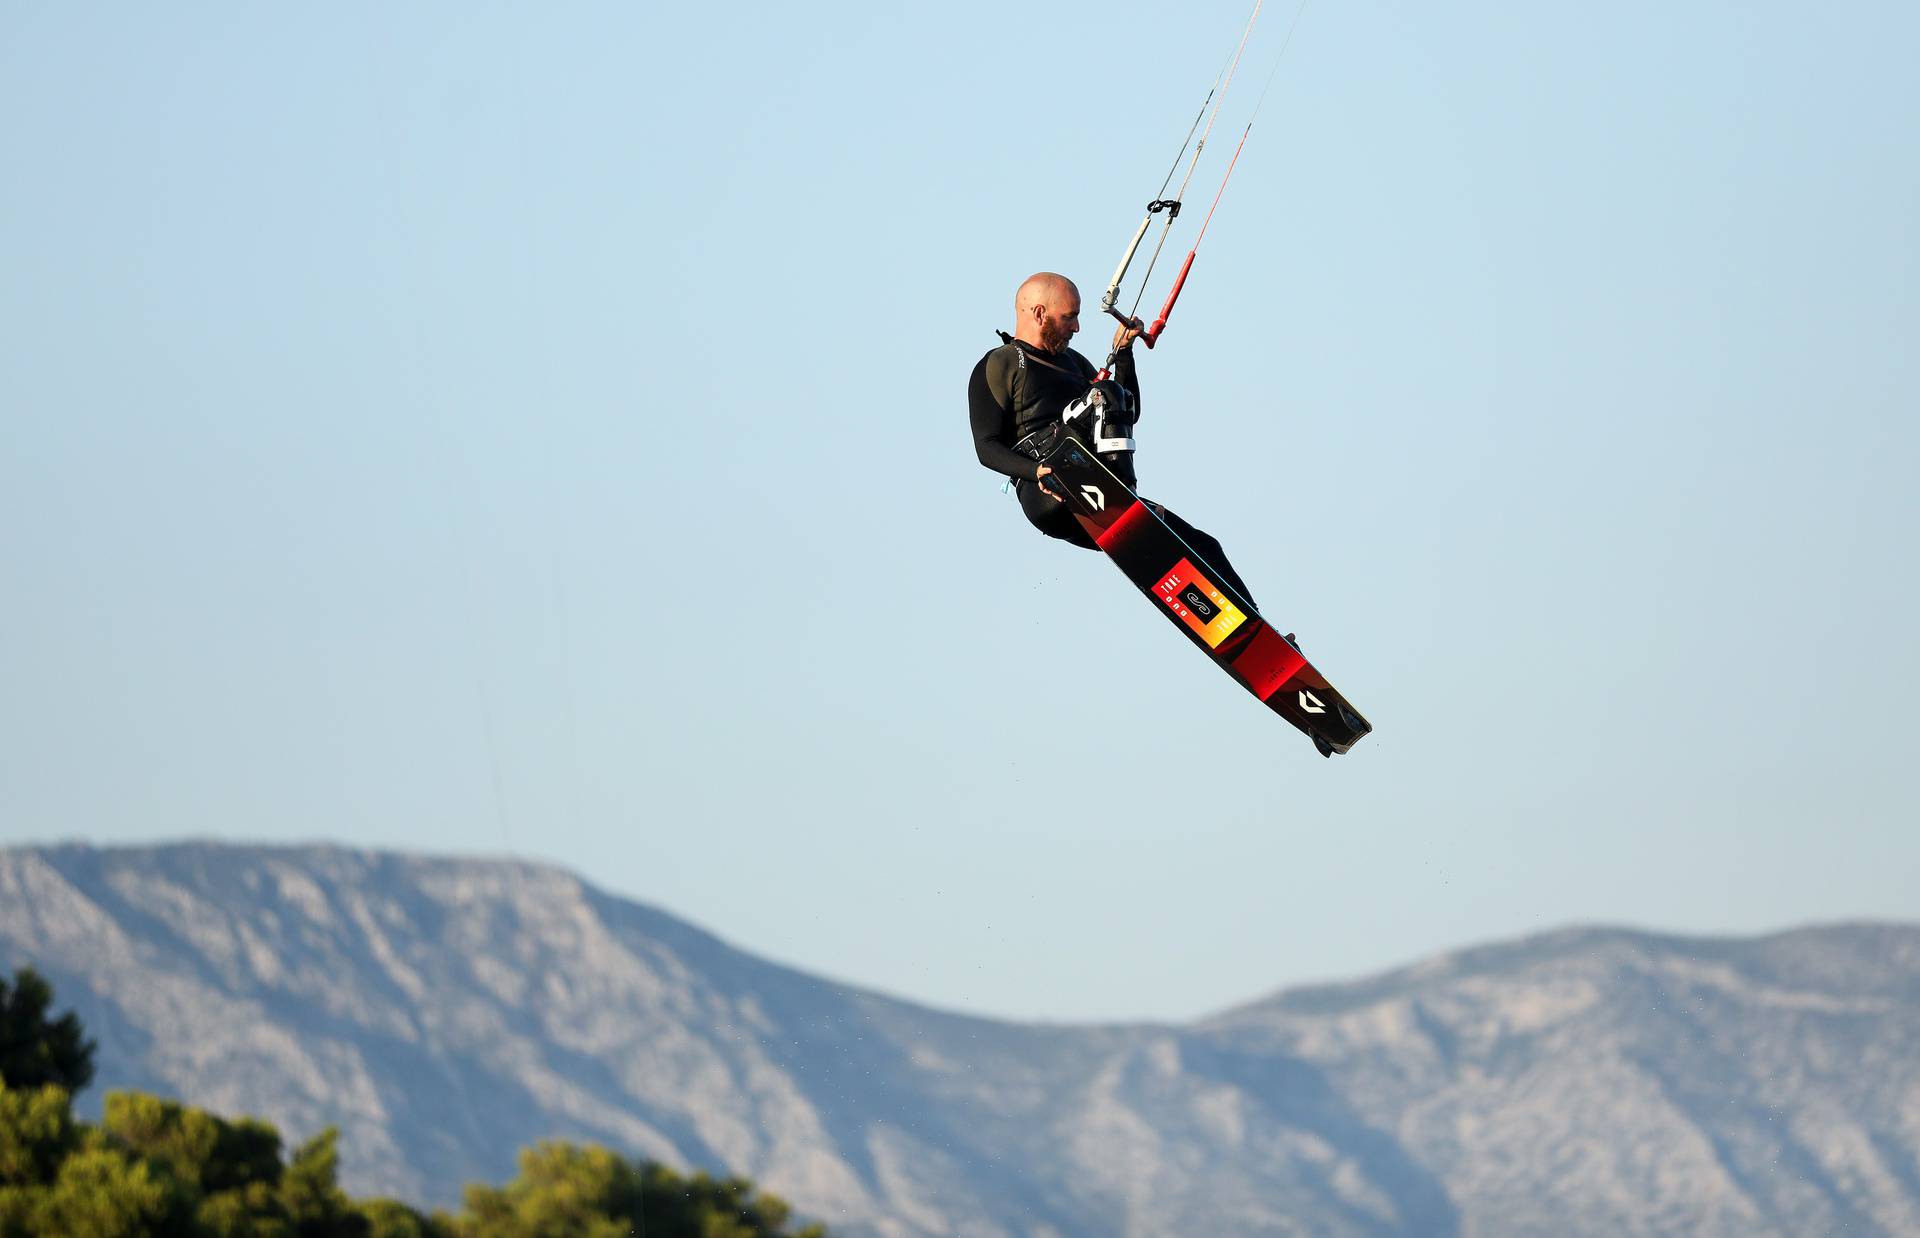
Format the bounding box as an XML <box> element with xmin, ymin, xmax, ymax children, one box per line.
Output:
<box><xmin>0</xmin><ymin>968</ymin><xmax>94</xmax><ymax>1096</ymax></box>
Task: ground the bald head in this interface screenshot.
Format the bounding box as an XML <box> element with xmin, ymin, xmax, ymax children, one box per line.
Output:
<box><xmin>1013</xmin><ymin>272</ymin><xmax>1082</xmax><ymax>351</ymax></box>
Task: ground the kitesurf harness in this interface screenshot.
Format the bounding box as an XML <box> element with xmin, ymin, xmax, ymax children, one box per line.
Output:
<box><xmin>1063</xmin><ymin>381</ymin><xmax>1138</xmax><ymax>456</ymax></box>
<box><xmin>995</xmin><ymin>330</ymin><xmax>1139</xmax><ymax>462</ymax></box>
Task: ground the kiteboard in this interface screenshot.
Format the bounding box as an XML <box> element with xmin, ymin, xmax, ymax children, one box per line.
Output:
<box><xmin>1025</xmin><ymin>429</ymin><xmax>1372</xmax><ymax>756</ymax></box>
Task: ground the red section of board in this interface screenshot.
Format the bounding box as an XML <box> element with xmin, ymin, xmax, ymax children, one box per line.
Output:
<box><xmin>1094</xmin><ymin>499</ymin><xmax>1153</xmax><ymax>550</ymax></box>
<box><xmin>1231</xmin><ymin>625</ymin><xmax>1308</xmax><ymax>701</ymax></box>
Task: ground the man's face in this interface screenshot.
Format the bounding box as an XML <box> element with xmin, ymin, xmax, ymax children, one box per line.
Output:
<box><xmin>1038</xmin><ymin>292</ymin><xmax>1081</xmax><ymax>351</ymax></box>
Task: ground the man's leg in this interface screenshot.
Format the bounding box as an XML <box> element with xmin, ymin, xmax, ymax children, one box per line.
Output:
<box><xmin>1154</xmin><ymin>504</ymin><xmax>1259</xmax><ymax>611</ymax></box>
<box><xmin>1017</xmin><ymin>479</ymin><xmax>1100</xmax><ymax>550</ymax></box>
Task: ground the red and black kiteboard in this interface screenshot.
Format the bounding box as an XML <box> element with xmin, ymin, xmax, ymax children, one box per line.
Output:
<box><xmin>1033</xmin><ymin>431</ymin><xmax>1372</xmax><ymax>757</ymax></box>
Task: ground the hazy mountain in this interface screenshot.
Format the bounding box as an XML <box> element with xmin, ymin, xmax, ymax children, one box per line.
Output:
<box><xmin>2</xmin><ymin>842</ymin><xmax>1915</xmax><ymax>1236</ymax></box>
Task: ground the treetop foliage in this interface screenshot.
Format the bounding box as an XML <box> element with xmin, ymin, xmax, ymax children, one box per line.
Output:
<box><xmin>0</xmin><ymin>968</ymin><xmax>95</xmax><ymax>1097</ymax></box>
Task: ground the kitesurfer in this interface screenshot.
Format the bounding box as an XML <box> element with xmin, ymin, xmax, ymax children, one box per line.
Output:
<box><xmin>968</xmin><ymin>272</ymin><xmax>1256</xmax><ymax>605</ymax></box>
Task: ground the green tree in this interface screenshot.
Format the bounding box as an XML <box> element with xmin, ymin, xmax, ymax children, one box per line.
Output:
<box><xmin>101</xmin><ymin>1093</ymin><xmax>374</xmax><ymax>1237</ymax></box>
<box><xmin>0</xmin><ymin>1082</ymin><xmax>76</xmax><ymax>1187</ymax></box>
<box><xmin>21</xmin><ymin>1143</ymin><xmax>172</xmax><ymax>1238</ymax></box>
<box><xmin>102</xmin><ymin>1091</ymin><xmax>282</xmax><ymax>1196</ymax></box>
<box><xmin>354</xmin><ymin>1197</ymin><xmax>450</xmax><ymax>1238</ymax></box>
<box><xmin>0</xmin><ymin>969</ymin><xmax>94</xmax><ymax>1096</ymax></box>
<box><xmin>454</xmin><ymin>1142</ymin><xmax>824</xmax><ymax>1238</ymax></box>
<box><xmin>279</xmin><ymin>1127</ymin><xmax>369</xmax><ymax>1237</ymax></box>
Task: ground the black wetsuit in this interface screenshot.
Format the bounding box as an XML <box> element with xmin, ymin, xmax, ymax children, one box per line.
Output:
<box><xmin>968</xmin><ymin>336</ymin><xmax>1256</xmax><ymax>605</ymax></box>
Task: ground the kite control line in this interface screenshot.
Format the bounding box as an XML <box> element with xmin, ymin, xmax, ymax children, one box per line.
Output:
<box><xmin>1099</xmin><ymin>0</ymin><xmax>1312</xmax><ymax>366</ymax></box>
<box><xmin>1098</xmin><ymin>0</ymin><xmax>1264</xmax><ymax>333</ymax></box>
<box><xmin>1141</xmin><ymin>120</ymin><xmax>1250</xmax><ymax>348</ymax></box>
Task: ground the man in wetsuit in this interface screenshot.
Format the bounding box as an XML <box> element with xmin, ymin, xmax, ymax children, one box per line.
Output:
<box><xmin>967</xmin><ymin>271</ymin><xmax>1257</xmax><ymax>604</ymax></box>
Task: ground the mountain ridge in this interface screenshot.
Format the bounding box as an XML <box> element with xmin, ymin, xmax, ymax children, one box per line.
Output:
<box><xmin>4</xmin><ymin>839</ymin><xmax>1916</xmax><ymax>1236</ymax></box>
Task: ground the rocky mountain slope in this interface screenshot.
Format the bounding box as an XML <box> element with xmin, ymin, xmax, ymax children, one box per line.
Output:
<box><xmin>3</xmin><ymin>842</ymin><xmax>1915</xmax><ymax>1236</ymax></box>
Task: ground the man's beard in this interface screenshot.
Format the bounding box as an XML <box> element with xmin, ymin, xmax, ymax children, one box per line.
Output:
<box><xmin>1038</xmin><ymin>316</ymin><xmax>1071</xmax><ymax>351</ymax></box>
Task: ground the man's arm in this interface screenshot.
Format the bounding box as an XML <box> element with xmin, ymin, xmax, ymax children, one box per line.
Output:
<box><xmin>969</xmin><ymin>352</ymin><xmax>1044</xmax><ymax>481</ymax></box>
<box><xmin>1103</xmin><ymin>315</ymin><xmax>1144</xmax><ymax>419</ymax></box>
<box><xmin>1109</xmin><ymin>344</ymin><xmax>1142</xmax><ymax>420</ymax></box>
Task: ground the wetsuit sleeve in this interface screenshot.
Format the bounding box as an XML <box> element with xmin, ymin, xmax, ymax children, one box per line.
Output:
<box><xmin>1110</xmin><ymin>345</ymin><xmax>1142</xmax><ymax>420</ymax></box>
<box><xmin>969</xmin><ymin>352</ymin><xmax>1042</xmax><ymax>482</ymax></box>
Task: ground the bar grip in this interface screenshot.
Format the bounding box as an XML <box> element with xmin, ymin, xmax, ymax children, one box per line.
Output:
<box><xmin>1143</xmin><ymin>250</ymin><xmax>1196</xmax><ymax>348</ymax></box>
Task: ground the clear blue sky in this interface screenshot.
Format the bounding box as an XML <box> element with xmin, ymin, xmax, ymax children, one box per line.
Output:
<box><xmin>3</xmin><ymin>2</ymin><xmax>1915</xmax><ymax>1023</ymax></box>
